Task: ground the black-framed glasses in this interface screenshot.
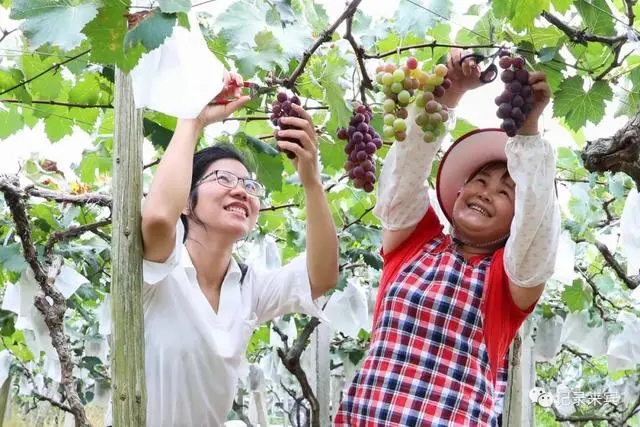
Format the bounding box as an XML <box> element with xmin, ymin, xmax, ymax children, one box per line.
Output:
<box><xmin>197</xmin><ymin>170</ymin><xmax>265</xmax><ymax>198</ymax></box>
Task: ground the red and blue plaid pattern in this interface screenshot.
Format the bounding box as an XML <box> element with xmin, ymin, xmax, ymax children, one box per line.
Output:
<box><xmin>334</xmin><ymin>235</ymin><xmax>499</xmax><ymax>426</ymax></box>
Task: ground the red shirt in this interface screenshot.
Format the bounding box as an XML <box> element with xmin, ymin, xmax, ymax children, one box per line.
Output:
<box><xmin>373</xmin><ymin>206</ymin><xmax>536</xmax><ymax>383</ymax></box>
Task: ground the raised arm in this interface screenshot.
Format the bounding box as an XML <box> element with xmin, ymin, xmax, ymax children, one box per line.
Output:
<box><xmin>376</xmin><ymin>49</ymin><xmax>484</xmax><ymax>254</ymax></box>
<box><xmin>503</xmin><ymin>72</ymin><xmax>561</xmax><ymax>310</ymax></box>
<box><xmin>141</xmin><ymin>79</ymin><xmax>250</xmax><ymax>263</ymax></box>
<box><xmin>275</xmin><ymin>104</ymin><xmax>339</xmax><ymax>299</ymax></box>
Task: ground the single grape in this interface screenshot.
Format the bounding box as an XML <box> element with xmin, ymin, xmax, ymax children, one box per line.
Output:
<box><xmin>498</xmin><ymin>49</ymin><xmax>510</xmax><ymax>57</ymax></box>
<box><xmin>512</xmin><ymin>95</ymin><xmax>524</xmax><ymax>108</ymax></box>
<box><xmin>384</xmin><ymin>114</ymin><xmax>395</xmax><ymax>126</ymax></box>
<box><xmin>427</xmin><ymin>74</ymin><xmax>444</xmax><ymax>86</ymax></box>
<box><xmin>277</xmin><ymin>92</ymin><xmax>288</xmax><ymax>103</ymax></box>
<box><xmin>509</xmin><ymin>81</ymin><xmax>522</xmax><ymax>93</ymax></box>
<box><xmin>363</xmin><ymin>182</ymin><xmax>374</xmax><ymax>193</ymax></box>
<box><xmin>281</xmin><ymin>101</ymin><xmax>292</xmax><ymax>113</ymax></box>
<box><xmin>353</xmin><ymin>166</ymin><xmax>365</xmax><ymax>177</ymax></box>
<box><xmin>512</xmin><ymin>56</ymin><xmax>525</xmax><ymax>69</ymax></box>
<box><xmin>500</xmin><ymin>89</ymin><xmax>513</xmax><ymax>102</ymax></box>
<box><xmin>272</xmin><ymin>104</ymin><xmax>282</xmax><ymax>115</ymax></box>
<box><xmin>383</xmin><ymin>126</ymin><xmax>395</xmax><ymax>138</ymax></box>
<box><xmin>365</xmin><ymin>142</ymin><xmax>376</xmax><ymax>155</ymax></box>
<box><xmin>348</xmin><ymin>125</ymin><xmax>356</xmax><ymax>136</ymax></box>
<box><xmin>442</xmin><ymin>78</ymin><xmax>452</xmax><ymax>90</ymax></box>
<box><xmin>290</xmin><ymin>95</ymin><xmax>301</xmax><ymax>105</ymax></box>
<box><xmin>495</xmin><ymin>95</ymin><xmax>504</xmax><ymax>106</ymax></box>
<box><xmin>416</xmin><ymin>92</ymin><xmax>427</xmax><ymax>108</ymax></box>
<box><xmin>501</xmin><ymin>69</ymin><xmax>514</xmax><ymax>83</ymax></box>
<box><xmin>395</xmin><ymin>131</ymin><xmax>407</xmax><ymax>142</ymax></box>
<box><xmin>498</xmin><ymin>56</ymin><xmax>512</xmax><ymax>69</ymax></box>
<box><xmin>511</xmin><ymin>107</ymin><xmax>524</xmax><ymax>121</ymax></box>
<box><xmin>397</xmin><ymin>90</ymin><xmax>411</xmax><ymax>105</ymax></box>
<box><xmin>376</xmin><ymin>72</ymin><xmax>385</xmax><ymax>85</ymax></box>
<box><xmin>434</xmin><ymin>64</ymin><xmax>448</xmax><ymax>77</ymax></box>
<box><xmin>520</xmin><ymin>85</ymin><xmax>532</xmax><ymax>99</ymax></box>
<box><xmin>391</xmin><ymin>82</ymin><xmax>403</xmax><ymax>93</ymax></box>
<box><xmin>402</xmin><ymin>77</ymin><xmax>414</xmax><ymax>89</ymax></box>
<box><xmin>363</xmin><ymin>133</ymin><xmax>372</xmax><ymax>143</ymax></box>
<box><xmin>365</xmin><ymin>171</ymin><xmax>376</xmax><ymax>182</ymax></box>
<box><xmin>383</xmin><ymin>99</ymin><xmax>396</xmax><ymax>113</ymax></box>
<box><xmin>352</xmin><ymin>131</ymin><xmax>364</xmax><ymax>143</ymax></box>
<box><xmin>416</xmin><ymin>112</ymin><xmax>429</xmax><ymax>127</ymax></box>
<box><xmin>337</xmin><ymin>128</ymin><xmax>348</xmax><ymax>140</ymax></box>
<box><xmin>406</xmin><ymin>57</ymin><xmax>419</xmax><ymax>70</ymax></box>
<box><xmin>433</xmin><ymin>85</ymin><xmax>445</xmax><ymax>98</ymax></box>
<box><xmin>439</xmin><ymin>110</ymin><xmax>449</xmax><ymax>123</ymax></box>
<box><xmin>384</xmin><ymin>64</ymin><xmax>396</xmax><ymax>73</ymax></box>
<box><xmin>501</xmin><ymin>118</ymin><xmax>516</xmax><ymax>132</ymax></box>
<box><xmin>382</xmin><ymin>73</ymin><xmax>394</xmax><ymax>86</ymax></box>
<box><xmin>373</xmin><ymin>138</ymin><xmax>383</xmax><ymax>149</ymax></box>
<box><xmin>393</xmin><ymin>118</ymin><xmax>407</xmax><ymax>132</ymax></box>
<box><xmin>354</xmin><ymin>113</ymin><xmax>366</xmax><ymax>124</ymax></box>
<box><xmin>515</xmin><ymin>69</ymin><xmax>529</xmax><ymax>84</ymax></box>
<box><xmin>423</xmin><ymin>91</ymin><xmax>434</xmax><ymax>103</ymax></box>
<box><xmin>429</xmin><ymin>113</ymin><xmax>442</xmax><ymax>125</ymax></box>
<box><xmin>356</xmin><ymin>104</ymin><xmax>367</xmax><ymax>115</ymax></box>
<box><xmin>393</xmin><ymin>69</ymin><xmax>405</xmax><ymax>82</ymax></box>
<box><xmin>423</xmin><ymin>131</ymin><xmax>435</xmax><ymax>143</ymax></box>
<box><xmin>397</xmin><ymin>108</ymin><xmax>408</xmax><ymax>119</ymax></box>
<box><xmin>497</xmin><ymin>103</ymin><xmax>511</xmax><ymax>119</ymax></box>
<box><xmin>425</xmin><ymin>100</ymin><xmax>439</xmax><ymax>113</ymax></box>
<box><xmin>356</xmin><ymin>151</ymin><xmax>367</xmax><ymax>161</ymax></box>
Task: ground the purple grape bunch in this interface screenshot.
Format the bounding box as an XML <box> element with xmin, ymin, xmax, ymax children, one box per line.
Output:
<box><xmin>494</xmin><ymin>51</ymin><xmax>533</xmax><ymax>137</ymax></box>
<box><xmin>337</xmin><ymin>104</ymin><xmax>382</xmax><ymax>193</ymax></box>
<box><xmin>271</xmin><ymin>91</ymin><xmax>302</xmax><ymax>159</ymax></box>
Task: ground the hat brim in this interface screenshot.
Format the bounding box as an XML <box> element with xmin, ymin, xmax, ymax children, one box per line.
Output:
<box><xmin>436</xmin><ymin>128</ymin><xmax>509</xmax><ymax>223</ymax></box>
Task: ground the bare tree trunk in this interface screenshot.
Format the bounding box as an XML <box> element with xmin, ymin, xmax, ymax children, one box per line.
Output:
<box><xmin>110</xmin><ymin>69</ymin><xmax>147</xmax><ymax>427</ymax></box>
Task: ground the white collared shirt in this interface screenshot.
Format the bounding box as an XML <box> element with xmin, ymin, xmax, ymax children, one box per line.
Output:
<box><xmin>108</xmin><ymin>221</ymin><xmax>324</xmax><ymax>427</ymax></box>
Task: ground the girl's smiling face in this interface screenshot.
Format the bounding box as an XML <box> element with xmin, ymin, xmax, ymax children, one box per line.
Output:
<box><xmin>451</xmin><ymin>161</ymin><xmax>515</xmax><ymax>245</ymax></box>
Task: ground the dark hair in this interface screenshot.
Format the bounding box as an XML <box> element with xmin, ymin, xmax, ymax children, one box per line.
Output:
<box><xmin>180</xmin><ymin>143</ymin><xmax>252</xmax><ymax>241</ymax></box>
<box><xmin>466</xmin><ymin>159</ymin><xmax>509</xmax><ymax>183</ymax></box>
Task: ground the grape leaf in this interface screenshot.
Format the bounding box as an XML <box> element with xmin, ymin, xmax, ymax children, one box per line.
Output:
<box><xmin>253</xmin><ymin>151</ymin><xmax>284</xmax><ymax>192</ymax></box>
<box><xmin>393</xmin><ymin>0</ymin><xmax>452</xmax><ymax>37</ymax></box>
<box><xmin>143</xmin><ymin>118</ymin><xmax>174</xmax><ymax>151</ymax></box>
<box><xmin>69</xmin><ymin>73</ymin><xmax>111</xmax><ymax>106</ymax></box>
<box><xmin>551</xmin><ymin>0</ymin><xmax>571</xmax><ymax>12</ymax></box>
<box><xmin>319</xmin><ymin>136</ymin><xmax>345</xmax><ymax>173</ymax></box>
<box><xmin>0</xmin><ymin>244</ymin><xmax>26</xmax><ymax>273</ymax></box>
<box><xmin>158</xmin><ymin>0</ymin><xmax>190</xmax><ymax>13</ymax></box>
<box><xmin>82</xmin><ymin>1</ymin><xmax>129</xmax><ymax>66</ymax></box>
<box><xmin>615</xmin><ymin>68</ymin><xmax>640</xmax><ymax>118</ymax></box>
<box><xmin>271</xmin><ymin>0</ymin><xmax>297</xmax><ymax>24</ymax></box>
<box><xmin>308</xmin><ymin>49</ymin><xmax>351</xmax><ymax>134</ymax></box>
<box><xmin>451</xmin><ymin>118</ymin><xmax>477</xmax><ymax>140</ymax></box>
<box><xmin>0</xmin><ymin>106</ymin><xmax>24</xmax><ymax>138</ymax></box>
<box><xmin>561</xmin><ymin>279</ymin><xmax>593</xmax><ymax>312</ymax></box>
<box><xmin>10</xmin><ymin>0</ymin><xmax>100</xmax><ymax>50</ymax></box>
<box><xmin>0</xmin><ymin>69</ymin><xmax>32</xmax><ymax>103</ymax></box>
<box><xmin>233</xmin><ymin>30</ymin><xmax>287</xmax><ymax>76</ymax></box>
<box><xmin>21</xmin><ymin>54</ymin><xmax>63</xmax><ymax>98</ymax></box>
<box><xmin>510</xmin><ymin>0</ymin><xmax>549</xmax><ymax>30</ymax></box>
<box><xmin>553</xmin><ymin>76</ymin><xmax>613</xmax><ymax>130</ymax></box>
<box><xmin>575</xmin><ymin>0</ymin><xmax>616</xmax><ymax>36</ymax></box>
<box><xmin>124</xmin><ymin>9</ymin><xmax>176</xmax><ymax>52</ymax></box>
<box><xmin>217</xmin><ymin>0</ymin><xmax>268</xmax><ymax>48</ymax></box>
<box><xmin>45</xmin><ymin>114</ymin><xmax>73</xmax><ymax>142</ymax></box>
<box><xmin>78</xmin><ymin>150</ymin><xmax>112</xmax><ymax>184</ymax></box>
<box><xmin>295</xmin><ymin>0</ymin><xmax>330</xmax><ymax>35</ymax></box>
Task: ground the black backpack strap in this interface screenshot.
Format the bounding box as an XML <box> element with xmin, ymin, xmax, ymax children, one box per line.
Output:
<box><xmin>238</xmin><ymin>262</ymin><xmax>249</xmax><ymax>285</ymax></box>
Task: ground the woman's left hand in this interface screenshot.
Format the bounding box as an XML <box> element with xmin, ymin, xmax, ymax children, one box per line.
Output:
<box><xmin>276</xmin><ymin>104</ymin><xmax>322</xmax><ymax>189</ymax></box>
<box><xmin>518</xmin><ymin>71</ymin><xmax>551</xmax><ymax>135</ymax></box>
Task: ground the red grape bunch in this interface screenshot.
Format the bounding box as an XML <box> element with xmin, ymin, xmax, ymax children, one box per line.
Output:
<box><xmin>495</xmin><ymin>51</ymin><xmax>533</xmax><ymax>137</ymax></box>
<box><xmin>336</xmin><ymin>104</ymin><xmax>382</xmax><ymax>193</ymax></box>
<box><xmin>413</xmin><ymin>62</ymin><xmax>451</xmax><ymax>143</ymax></box>
<box><xmin>270</xmin><ymin>91</ymin><xmax>302</xmax><ymax>159</ymax></box>
<box><xmin>375</xmin><ymin>59</ymin><xmax>421</xmax><ymax>142</ymax></box>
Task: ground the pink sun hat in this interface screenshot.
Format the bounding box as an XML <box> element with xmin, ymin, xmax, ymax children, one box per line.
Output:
<box><xmin>436</xmin><ymin>128</ymin><xmax>509</xmax><ymax>223</ymax></box>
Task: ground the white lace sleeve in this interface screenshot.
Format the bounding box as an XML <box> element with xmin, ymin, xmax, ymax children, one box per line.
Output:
<box><xmin>374</xmin><ymin>104</ymin><xmax>456</xmax><ymax>230</ymax></box>
<box><xmin>504</xmin><ymin>134</ymin><xmax>561</xmax><ymax>287</ymax></box>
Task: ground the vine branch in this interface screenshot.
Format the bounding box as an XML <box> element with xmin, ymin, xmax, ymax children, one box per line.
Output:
<box><xmin>344</xmin><ymin>15</ymin><xmax>373</xmax><ymax>99</ymax></box>
<box><xmin>270</xmin><ymin>0</ymin><xmax>363</xmax><ymax>88</ymax></box>
<box><xmin>594</xmin><ymin>241</ymin><xmax>640</xmax><ymax>289</ymax></box>
<box><xmin>541</xmin><ymin>11</ymin><xmax>627</xmax><ymax>46</ymax></box>
<box><xmin>43</xmin><ymin>219</ymin><xmax>112</xmax><ymax>262</ymax></box>
<box><xmin>0</xmin><ymin>99</ymin><xmax>113</xmax><ymax>109</ymax></box>
<box><xmin>0</xmin><ymin>50</ymin><xmax>91</xmax><ymax>97</ymax></box>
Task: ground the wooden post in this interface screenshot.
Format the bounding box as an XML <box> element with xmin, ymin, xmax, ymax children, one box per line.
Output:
<box><xmin>502</xmin><ymin>323</ymin><xmax>535</xmax><ymax>426</ymax></box>
<box><xmin>309</xmin><ymin>322</ymin><xmax>331</xmax><ymax>427</ymax></box>
<box><xmin>110</xmin><ymin>69</ymin><xmax>146</xmax><ymax>426</ymax></box>
<box><xmin>0</xmin><ymin>374</ymin><xmax>11</xmax><ymax>427</ymax></box>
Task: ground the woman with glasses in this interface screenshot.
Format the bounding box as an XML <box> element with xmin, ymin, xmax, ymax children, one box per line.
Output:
<box><xmin>137</xmin><ymin>76</ymin><xmax>339</xmax><ymax>427</ymax></box>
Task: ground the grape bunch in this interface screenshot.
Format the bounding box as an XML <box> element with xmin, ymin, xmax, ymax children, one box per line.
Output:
<box><xmin>375</xmin><ymin>57</ymin><xmax>452</xmax><ymax>144</ymax></box>
<box><xmin>336</xmin><ymin>104</ymin><xmax>382</xmax><ymax>193</ymax></box>
<box><xmin>375</xmin><ymin>59</ymin><xmax>421</xmax><ymax>142</ymax></box>
<box><xmin>270</xmin><ymin>91</ymin><xmax>302</xmax><ymax>159</ymax></box>
<box><xmin>414</xmin><ymin>63</ymin><xmax>450</xmax><ymax>143</ymax></box>
<box><xmin>494</xmin><ymin>51</ymin><xmax>533</xmax><ymax>137</ymax></box>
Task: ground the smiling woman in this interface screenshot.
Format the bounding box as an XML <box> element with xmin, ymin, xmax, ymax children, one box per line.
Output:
<box><xmin>108</xmin><ymin>74</ymin><xmax>340</xmax><ymax>427</ymax></box>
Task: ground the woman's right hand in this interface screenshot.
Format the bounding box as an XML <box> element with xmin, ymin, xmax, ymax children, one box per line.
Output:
<box><xmin>193</xmin><ymin>72</ymin><xmax>251</xmax><ymax>129</ymax></box>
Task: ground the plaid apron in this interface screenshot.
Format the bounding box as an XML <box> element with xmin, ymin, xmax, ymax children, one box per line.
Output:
<box><xmin>334</xmin><ymin>235</ymin><xmax>498</xmax><ymax>426</ymax></box>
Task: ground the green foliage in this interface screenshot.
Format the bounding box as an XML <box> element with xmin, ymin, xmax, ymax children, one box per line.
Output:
<box><xmin>553</xmin><ymin>76</ymin><xmax>613</xmax><ymax>131</ymax></box>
